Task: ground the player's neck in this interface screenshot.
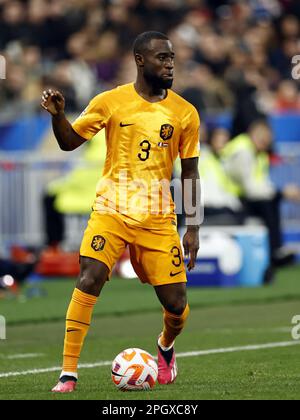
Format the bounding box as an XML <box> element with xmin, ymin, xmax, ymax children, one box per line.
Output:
<box><xmin>134</xmin><ymin>79</ymin><xmax>167</xmax><ymax>103</ymax></box>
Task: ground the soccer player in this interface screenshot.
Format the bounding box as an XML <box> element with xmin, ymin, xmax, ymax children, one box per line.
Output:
<box><xmin>41</xmin><ymin>31</ymin><xmax>200</xmax><ymax>393</ymax></box>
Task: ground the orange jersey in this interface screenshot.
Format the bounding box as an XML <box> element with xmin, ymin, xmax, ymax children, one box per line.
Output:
<box><xmin>72</xmin><ymin>82</ymin><xmax>200</xmax><ymax>228</ymax></box>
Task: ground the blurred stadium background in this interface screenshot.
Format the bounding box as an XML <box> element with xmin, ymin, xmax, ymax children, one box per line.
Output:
<box><xmin>1</xmin><ymin>0</ymin><xmax>300</xmax><ymax>400</ymax></box>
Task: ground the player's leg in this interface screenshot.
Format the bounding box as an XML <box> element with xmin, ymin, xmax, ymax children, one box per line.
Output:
<box><xmin>52</xmin><ymin>257</ymin><xmax>109</xmax><ymax>393</ymax></box>
<box><xmin>154</xmin><ymin>281</ymin><xmax>189</xmax><ymax>346</ymax></box>
<box><xmin>154</xmin><ymin>282</ymin><xmax>189</xmax><ymax>384</ymax></box>
<box><xmin>129</xmin><ymin>224</ymin><xmax>189</xmax><ymax>384</ymax></box>
<box><xmin>52</xmin><ymin>212</ymin><xmax>131</xmax><ymax>392</ymax></box>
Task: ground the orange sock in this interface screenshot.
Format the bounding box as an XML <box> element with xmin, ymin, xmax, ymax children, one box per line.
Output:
<box><xmin>160</xmin><ymin>304</ymin><xmax>190</xmax><ymax>349</ymax></box>
<box><xmin>62</xmin><ymin>288</ymin><xmax>97</xmax><ymax>374</ymax></box>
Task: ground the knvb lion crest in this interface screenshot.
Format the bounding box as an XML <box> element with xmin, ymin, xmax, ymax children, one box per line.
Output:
<box><xmin>160</xmin><ymin>124</ymin><xmax>174</xmax><ymax>140</ymax></box>
<box><xmin>91</xmin><ymin>235</ymin><xmax>106</xmax><ymax>251</ymax></box>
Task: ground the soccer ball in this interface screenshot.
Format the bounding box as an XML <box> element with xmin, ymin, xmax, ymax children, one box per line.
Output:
<box><xmin>111</xmin><ymin>348</ymin><xmax>158</xmax><ymax>391</ymax></box>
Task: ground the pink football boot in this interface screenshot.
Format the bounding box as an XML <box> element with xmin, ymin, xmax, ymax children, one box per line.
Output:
<box><xmin>51</xmin><ymin>376</ymin><xmax>77</xmax><ymax>393</ymax></box>
<box><xmin>157</xmin><ymin>336</ymin><xmax>177</xmax><ymax>385</ymax></box>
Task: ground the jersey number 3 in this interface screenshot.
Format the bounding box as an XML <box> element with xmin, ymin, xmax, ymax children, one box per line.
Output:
<box><xmin>138</xmin><ymin>140</ymin><xmax>151</xmax><ymax>161</ymax></box>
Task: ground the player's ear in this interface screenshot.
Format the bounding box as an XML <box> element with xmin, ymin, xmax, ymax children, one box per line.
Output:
<box><xmin>135</xmin><ymin>53</ymin><xmax>144</xmax><ymax>67</ymax></box>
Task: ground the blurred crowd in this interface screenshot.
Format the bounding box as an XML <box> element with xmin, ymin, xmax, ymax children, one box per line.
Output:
<box><xmin>1</xmin><ymin>0</ymin><xmax>300</xmax><ymax>287</ymax></box>
<box><xmin>0</xmin><ymin>0</ymin><xmax>300</xmax><ymax>132</ymax></box>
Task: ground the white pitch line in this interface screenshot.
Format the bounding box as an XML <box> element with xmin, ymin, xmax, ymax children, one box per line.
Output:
<box><xmin>0</xmin><ymin>353</ymin><xmax>45</xmax><ymax>360</ymax></box>
<box><xmin>0</xmin><ymin>361</ymin><xmax>111</xmax><ymax>379</ymax></box>
<box><xmin>272</xmin><ymin>327</ymin><xmax>291</xmax><ymax>333</ymax></box>
<box><xmin>0</xmin><ymin>340</ymin><xmax>299</xmax><ymax>379</ymax></box>
<box><xmin>174</xmin><ymin>341</ymin><xmax>300</xmax><ymax>358</ymax></box>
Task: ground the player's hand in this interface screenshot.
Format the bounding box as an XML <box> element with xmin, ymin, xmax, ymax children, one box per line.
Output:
<box><xmin>41</xmin><ymin>89</ymin><xmax>65</xmax><ymax>116</ymax></box>
<box><xmin>183</xmin><ymin>227</ymin><xmax>199</xmax><ymax>271</ymax></box>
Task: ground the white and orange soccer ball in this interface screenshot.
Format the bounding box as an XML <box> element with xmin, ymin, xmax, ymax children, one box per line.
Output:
<box><xmin>111</xmin><ymin>348</ymin><xmax>158</xmax><ymax>391</ymax></box>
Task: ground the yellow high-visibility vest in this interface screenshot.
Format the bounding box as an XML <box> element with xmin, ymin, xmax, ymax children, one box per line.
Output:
<box><xmin>200</xmin><ymin>149</ymin><xmax>241</xmax><ymax>197</ymax></box>
<box><xmin>48</xmin><ymin>130</ymin><xmax>106</xmax><ymax>214</ymax></box>
<box><xmin>221</xmin><ymin>134</ymin><xmax>270</xmax><ymax>197</ymax></box>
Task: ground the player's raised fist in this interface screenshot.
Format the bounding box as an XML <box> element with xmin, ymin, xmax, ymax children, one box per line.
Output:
<box><xmin>41</xmin><ymin>89</ymin><xmax>65</xmax><ymax>116</ymax></box>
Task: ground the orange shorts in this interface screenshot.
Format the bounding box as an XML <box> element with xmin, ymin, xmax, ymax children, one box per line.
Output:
<box><xmin>80</xmin><ymin>211</ymin><xmax>187</xmax><ymax>286</ymax></box>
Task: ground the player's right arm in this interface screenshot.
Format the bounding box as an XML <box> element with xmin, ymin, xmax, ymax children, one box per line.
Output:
<box><xmin>41</xmin><ymin>89</ymin><xmax>86</xmax><ymax>151</ymax></box>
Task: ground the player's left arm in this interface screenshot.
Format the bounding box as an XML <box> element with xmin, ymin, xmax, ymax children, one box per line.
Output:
<box><xmin>179</xmin><ymin>105</ymin><xmax>201</xmax><ymax>271</ymax></box>
<box><xmin>181</xmin><ymin>157</ymin><xmax>200</xmax><ymax>271</ymax></box>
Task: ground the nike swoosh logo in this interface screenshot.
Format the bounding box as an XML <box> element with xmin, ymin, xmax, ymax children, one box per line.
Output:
<box><xmin>111</xmin><ymin>370</ymin><xmax>126</xmax><ymax>377</ymax></box>
<box><xmin>67</xmin><ymin>329</ymin><xmax>78</xmax><ymax>332</ymax></box>
<box><xmin>170</xmin><ymin>271</ymin><xmax>183</xmax><ymax>277</ymax></box>
<box><xmin>120</xmin><ymin>122</ymin><xmax>135</xmax><ymax>127</ymax></box>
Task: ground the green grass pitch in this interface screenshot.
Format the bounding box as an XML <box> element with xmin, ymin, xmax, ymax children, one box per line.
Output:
<box><xmin>0</xmin><ymin>266</ymin><xmax>300</xmax><ymax>400</ymax></box>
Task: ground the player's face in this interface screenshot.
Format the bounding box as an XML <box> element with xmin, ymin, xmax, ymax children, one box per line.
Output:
<box><xmin>142</xmin><ymin>39</ymin><xmax>175</xmax><ymax>89</ymax></box>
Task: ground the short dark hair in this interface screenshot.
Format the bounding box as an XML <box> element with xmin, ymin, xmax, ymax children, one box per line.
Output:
<box><xmin>133</xmin><ymin>31</ymin><xmax>169</xmax><ymax>55</ymax></box>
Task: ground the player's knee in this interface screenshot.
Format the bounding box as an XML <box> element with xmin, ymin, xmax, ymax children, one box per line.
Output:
<box><xmin>77</xmin><ymin>273</ymin><xmax>101</xmax><ymax>294</ymax></box>
<box><xmin>77</xmin><ymin>257</ymin><xmax>108</xmax><ymax>295</ymax></box>
<box><xmin>164</xmin><ymin>298</ymin><xmax>187</xmax><ymax>316</ymax></box>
